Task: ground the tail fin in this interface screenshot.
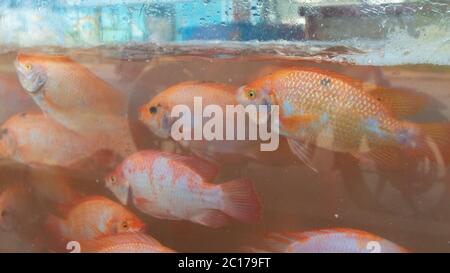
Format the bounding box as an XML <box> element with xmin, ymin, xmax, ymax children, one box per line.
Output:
<box><xmin>416</xmin><ymin>123</ymin><xmax>450</xmax><ymax>177</ymax></box>
<box><xmin>220</xmin><ymin>178</ymin><xmax>261</xmax><ymax>224</ymax></box>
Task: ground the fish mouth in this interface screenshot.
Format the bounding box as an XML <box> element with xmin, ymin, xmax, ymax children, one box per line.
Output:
<box><xmin>150</xmin><ymin>123</ymin><xmax>171</xmax><ymax>139</ymax></box>
<box><xmin>139</xmin><ymin>114</ymin><xmax>171</xmax><ymax>139</ymax></box>
<box><xmin>14</xmin><ymin>57</ymin><xmax>46</xmax><ymax>94</ymax></box>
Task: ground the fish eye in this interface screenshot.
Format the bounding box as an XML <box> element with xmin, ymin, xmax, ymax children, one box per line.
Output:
<box><xmin>24</xmin><ymin>63</ymin><xmax>32</xmax><ymax>71</ymax></box>
<box><xmin>247</xmin><ymin>90</ymin><xmax>256</xmax><ymax>99</ymax></box>
<box><xmin>149</xmin><ymin>106</ymin><xmax>158</xmax><ymax>114</ymax></box>
<box><xmin>121</xmin><ymin>221</ymin><xmax>129</xmax><ymax>229</ymax></box>
<box><xmin>109</xmin><ymin>176</ymin><xmax>116</xmax><ymax>184</ymax></box>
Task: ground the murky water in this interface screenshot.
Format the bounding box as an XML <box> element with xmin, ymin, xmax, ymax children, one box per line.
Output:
<box><xmin>0</xmin><ymin>44</ymin><xmax>450</xmax><ymax>252</ymax></box>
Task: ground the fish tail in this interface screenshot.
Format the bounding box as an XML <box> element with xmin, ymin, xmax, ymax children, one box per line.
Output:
<box><xmin>418</xmin><ymin>122</ymin><xmax>450</xmax><ymax>159</ymax></box>
<box><xmin>220</xmin><ymin>178</ymin><xmax>261</xmax><ymax>224</ymax></box>
<box><xmin>402</xmin><ymin>122</ymin><xmax>450</xmax><ymax>177</ymax></box>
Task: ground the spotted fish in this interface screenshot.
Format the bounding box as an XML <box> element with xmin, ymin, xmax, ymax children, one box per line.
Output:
<box><xmin>237</xmin><ymin>67</ymin><xmax>450</xmax><ymax>175</ymax></box>
<box><xmin>105</xmin><ymin>150</ymin><xmax>261</xmax><ymax>228</ymax></box>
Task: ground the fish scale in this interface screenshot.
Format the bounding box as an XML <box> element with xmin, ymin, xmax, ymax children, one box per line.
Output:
<box><xmin>105</xmin><ymin>150</ymin><xmax>261</xmax><ymax>228</ymax></box>
<box><xmin>272</xmin><ymin>69</ymin><xmax>402</xmax><ymax>152</ymax></box>
<box><xmin>255</xmin><ymin>228</ymin><xmax>408</xmax><ymax>253</ymax></box>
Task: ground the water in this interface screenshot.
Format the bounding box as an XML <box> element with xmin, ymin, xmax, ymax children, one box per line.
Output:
<box><xmin>0</xmin><ymin>43</ymin><xmax>450</xmax><ymax>252</ymax></box>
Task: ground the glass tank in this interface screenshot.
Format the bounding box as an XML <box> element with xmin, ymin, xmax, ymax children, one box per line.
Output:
<box><xmin>0</xmin><ymin>0</ymin><xmax>449</xmax><ymax>254</ymax></box>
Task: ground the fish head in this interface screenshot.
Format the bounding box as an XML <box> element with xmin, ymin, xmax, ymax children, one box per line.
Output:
<box><xmin>0</xmin><ymin>127</ymin><xmax>16</xmax><ymax>159</ymax></box>
<box><xmin>104</xmin><ymin>168</ymin><xmax>130</xmax><ymax>206</ymax></box>
<box><xmin>237</xmin><ymin>78</ymin><xmax>274</xmax><ymax>109</ymax></box>
<box><xmin>14</xmin><ymin>53</ymin><xmax>48</xmax><ymax>94</ymax></box>
<box><xmin>112</xmin><ymin>215</ymin><xmax>146</xmax><ymax>234</ymax></box>
<box><xmin>139</xmin><ymin>95</ymin><xmax>173</xmax><ymax>139</ymax></box>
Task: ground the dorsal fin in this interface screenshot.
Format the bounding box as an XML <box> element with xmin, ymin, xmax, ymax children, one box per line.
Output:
<box><xmin>198</xmin><ymin>82</ymin><xmax>238</xmax><ymax>94</ymax></box>
<box><xmin>279</xmin><ymin>67</ymin><xmax>364</xmax><ymax>89</ymax></box>
<box><xmin>282</xmin><ymin>67</ymin><xmax>428</xmax><ymax>118</ymax></box>
<box><xmin>364</xmin><ymin>84</ymin><xmax>428</xmax><ymax>117</ymax></box>
<box><xmin>161</xmin><ymin>152</ymin><xmax>220</xmax><ymax>181</ymax></box>
<box><xmin>172</xmin><ymin>81</ymin><xmax>237</xmax><ymax>94</ymax></box>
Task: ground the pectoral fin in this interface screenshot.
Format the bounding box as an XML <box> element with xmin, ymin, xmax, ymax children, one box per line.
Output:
<box><xmin>160</xmin><ymin>152</ymin><xmax>220</xmax><ymax>181</ymax></box>
<box><xmin>286</xmin><ymin>138</ymin><xmax>318</xmax><ymax>173</ymax></box>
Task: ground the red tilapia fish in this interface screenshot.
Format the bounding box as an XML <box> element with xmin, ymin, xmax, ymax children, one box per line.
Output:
<box><xmin>45</xmin><ymin>196</ymin><xmax>145</xmax><ymax>243</ymax></box>
<box><xmin>105</xmin><ymin>150</ymin><xmax>261</xmax><ymax>228</ymax></box>
<box><xmin>139</xmin><ymin>81</ymin><xmax>295</xmax><ymax>164</ymax></box>
<box><xmin>237</xmin><ymin>67</ymin><xmax>450</xmax><ymax>175</ymax></box>
<box><xmin>77</xmin><ymin>233</ymin><xmax>175</xmax><ymax>253</ymax></box>
<box><xmin>14</xmin><ymin>53</ymin><xmax>126</xmax><ymax>117</ymax></box>
<box><xmin>250</xmin><ymin>228</ymin><xmax>408</xmax><ymax>253</ymax></box>
<box><xmin>139</xmin><ymin>81</ymin><xmax>259</xmax><ymax>158</ymax></box>
<box><xmin>14</xmin><ymin>53</ymin><xmax>136</xmax><ymax>157</ymax></box>
<box><xmin>0</xmin><ymin>112</ymin><xmax>113</xmax><ymax>168</ymax></box>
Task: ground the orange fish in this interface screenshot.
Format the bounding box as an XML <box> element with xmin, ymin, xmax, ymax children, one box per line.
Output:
<box><xmin>77</xmin><ymin>233</ymin><xmax>175</xmax><ymax>253</ymax></box>
<box><xmin>14</xmin><ymin>53</ymin><xmax>126</xmax><ymax>117</ymax></box>
<box><xmin>250</xmin><ymin>228</ymin><xmax>408</xmax><ymax>253</ymax></box>
<box><xmin>139</xmin><ymin>81</ymin><xmax>295</xmax><ymax>164</ymax></box>
<box><xmin>105</xmin><ymin>150</ymin><xmax>261</xmax><ymax>228</ymax></box>
<box><xmin>0</xmin><ymin>73</ymin><xmax>37</xmax><ymax>124</ymax></box>
<box><xmin>0</xmin><ymin>112</ymin><xmax>105</xmax><ymax>168</ymax></box>
<box><xmin>139</xmin><ymin>81</ymin><xmax>259</xmax><ymax>157</ymax></box>
<box><xmin>237</xmin><ymin>67</ymin><xmax>450</xmax><ymax>175</ymax></box>
<box><xmin>45</xmin><ymin>196</ymin><xmax>145</xmax><ymax>242</ymax></box>
<box><xmin>14</xmin><ymin>53</ymin><xmax>136</xmax><ymax>157</ymax></box>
